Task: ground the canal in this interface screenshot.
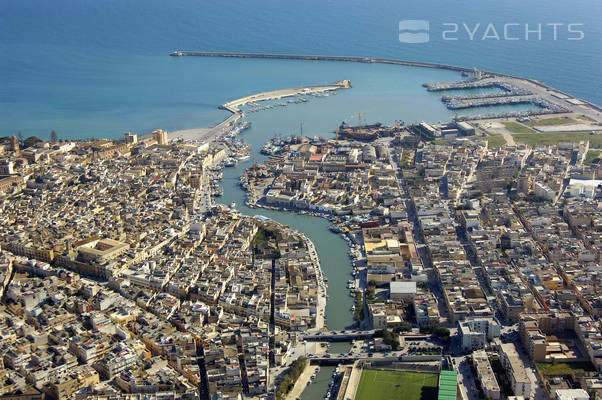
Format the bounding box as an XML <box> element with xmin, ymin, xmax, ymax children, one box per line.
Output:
<box><xmin>218</xmin><ymin>149</ymin><xmax>354</xmax><ymax>400</ymax></box>
<box><xmin>218</xmin><ymin>158</ymin><xmax>355</xmax><ymax>332</ymax></box>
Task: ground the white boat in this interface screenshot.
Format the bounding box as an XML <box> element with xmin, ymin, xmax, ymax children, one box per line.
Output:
<box><xmin>230</xmin><ymin>201</ymin><xmax>236</xmax><ymax>208</ymax></box>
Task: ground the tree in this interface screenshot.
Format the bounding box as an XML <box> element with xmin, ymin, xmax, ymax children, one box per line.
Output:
<box><xmin>383</xmin><ymin>328</ymin><xmax>400</xmax><ymax>350</ymax></box>
<box><xmin>50</xmin><ymin>130</ymin><xmax>58</xmax><ymax>143</ymax></box>
<box><xmin>23</xmin><ymin>136</ymin><xmax>43</xmax><ymax>148</ymax></box>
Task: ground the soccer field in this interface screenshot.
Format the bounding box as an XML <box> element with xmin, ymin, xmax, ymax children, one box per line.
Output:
<box><xmin>354</xmin><ymin>370</ymin><xmax>439</xmax><ymax>400</ymax></box>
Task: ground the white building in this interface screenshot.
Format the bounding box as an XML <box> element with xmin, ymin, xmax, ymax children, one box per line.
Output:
<box><xmin>0</xmin><ymin>161</ymin><xmax>14</xmax><ymax>175</ymax></box>
<box><xmin>389</xmin><ymin>281</ymin><xmax>417</xmax><ymax>301</ymax></box>
<box><xmin>499</xmin><ymin>343</ymin><xmax>532</xmax><ymax>398</ymax></box>
<box><xmin>459</xmin><ymin>317</ymin><xmax>501</xmax><ymax>351</ymax></box>
<box><xmin>535</xmin><ymin>182</ymin><xmax>556</xmax><ymax>201</ymax></box>
<box><xmin>368</xmin><ymin>303</ymin><xmax>387</xmax><ymax>330</ymax></box>
<box><xmin>566</xmin><ymin>179</ymin><xmax>602</xmax><ymax>199</ymax></box>
<box><xmin>556</xmin><ymin>389</ymin><xmax>590</xmax><ymax>400</ymax></box>
<box><xmin>473</xmin><ymin>350</ymin><xmax>501</xmax><ymax>400</ymax></box>
<box><xmin>124</xmin><ymin>132</ymin><xmax>138</xmax><ymax>144</ymax></box>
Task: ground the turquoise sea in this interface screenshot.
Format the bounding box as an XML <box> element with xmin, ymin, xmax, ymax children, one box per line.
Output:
<box><xmin>1</xmin><ymin>0</ymin><xmax>601</xmax><ymax>140</ymax></box>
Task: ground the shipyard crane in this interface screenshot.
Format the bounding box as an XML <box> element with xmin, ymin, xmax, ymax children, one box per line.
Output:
<box><xmin>356</xmin><ymin>109</ymin><xmax>376</xmax><ymax>131</ymax></box>
<box><xmin>336</xmin><ymin>109</ymin><xmax>376</xmax><ymax>143</ymax></box>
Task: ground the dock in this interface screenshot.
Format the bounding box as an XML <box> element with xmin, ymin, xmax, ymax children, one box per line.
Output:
<box><xmin>441</xmin><ymin>89</ymin><xmax>531</xmax><ymax>102</ymax></box>
<box><xmin>423</xmin><ymin>77</ymin><xmax>573</xmax><ymax>119</ymax></box>
<box><xmin>423</xmin><ymin>80</ymin><xmax>510</xmax><ymax>92</ymax></box>
<box><xmin>446</xmin><ymin>95</ymin><xmax>546</xmax><ymax>110</ymax></box>
<box><xmin>220</xmin><ymin>80</ymin><xmax>351</xmax><ymax>113</ymax></box>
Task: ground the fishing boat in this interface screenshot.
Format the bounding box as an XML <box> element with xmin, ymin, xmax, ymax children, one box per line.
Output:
<box><xmin>329</xmin><ymin>225</ymin><xmax>342</xmax><ymax>234</ymax></box>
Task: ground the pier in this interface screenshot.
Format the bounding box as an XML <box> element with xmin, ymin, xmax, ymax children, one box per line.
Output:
<box><xmin>423</xmin><ymin>80</ymin><xmax>510</xmax><ymax>92</ymax></box>
<box><xmin>169</xmin><ymin>80</ymin><xmax>350</xmax><ymax>142</ymax></box>
<box><xmin>220</xmin><ymin>80</ymin><xmax>351</xmax><ymax>113</ymax></box>
<box><xmin>441</xmin><ymin>89</ymin><xmax>531</xmax><ymax>102</ymax></box>
<box><xmin>446</xmin><ymin>95</ymin><xmax>539</xmax><ymax>110</ymax></box>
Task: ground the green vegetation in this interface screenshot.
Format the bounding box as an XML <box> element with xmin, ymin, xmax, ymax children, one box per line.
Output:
<box><xmin>355</xmin><ymin>370</ymin><xmax>438</xmax><ymax>400</ymax></box>
<box><xmin>419</xmin><ymin>324</ymin><xmax>451</xmax><ymax>344</ymax></box>
<box><xmin>412</xmin><ymin>124</ymin><xmax>436</xmax><ymax>141</ymax></box>
<box><xmin>501</xmin><ymin>121</ymin><xmax>535</xmax><ymax>133</ymax></box>
<box><xmin>489</xmin><ymin>356</ymin><xmax>514</xmax><ymax>397</ymax></box>
<box><xmin>382</xmin><ymin>328</ymin><xmax>400</xmax><ymax>350</ymax></box>
<box><xmin>408</xmin><ymin>346</ymin><xmax>442</xmax><ymax>355</ymax></box>
<box><xmin>23</xmin><ymin>136</ymin><xmax>43</xmax><ymax>148</ymax></box>
<box><xmin>432</xmin><ymin>139</ymin><xmax>453</xmax><ymax>146</ymax></box>
<box><xmin>486</xmin><ymin>135</ymin><xmax>507</xmax><ymax>148</ymax></box>
<box><xmin>400</xmin><ymin>150</ymin><xmax>415</xmax><ymax>168</ymax></box>
<box><xmin>404</xmin><ymin>176</ymin><xmax>425</xmax><ymax>184</ymax></box>
<box><xmin>252</xmin><ymin>228</ymin><xmax>268</xmax><ymax>246</ymax></box>
<box><xmin>536</xmin><ymin>361</ymin><xmax>596</xmax><ymax>376</ymax></box>
<box><xmin>366</xmin><ymin>287</ymin><xmax>377</xmax><ymax>302</ymax></box>
<box><xmin>354</xmin><ymin>292</ymin><xmax>364</xmax><ymax>323</ymax></box>
<box><xmin>513</xmin><ymin>132</ymin><xmax>602</xmax><ymax>147</ymax></box>
<box><xmin>252</xmin><ymin>226</ymin><xmax>283</xmax><ymax>258</ymax></box>
<box><xmin>396</xmin><ymin>323</ymin><xmax>412</xmax><ymax>333</ymax></box>
<box><xmin>276</xmin><ymin>356</ymin><xmax>308</xmax><ymax>400</ymax></box>
<box><xmin>524</xmin><ymin>116</ymin><xmax>578</xmax><ymax>127</ymax></box>
<box><xmin>584</xmin><ymin>150</ymin><xmax>601</xmax><ymax>166</ymax></box>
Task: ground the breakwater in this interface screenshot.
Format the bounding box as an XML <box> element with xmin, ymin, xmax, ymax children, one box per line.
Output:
<box><xmin>170</xmin><ymin>51</ymin><xmax>476</xmax><ymax>73</ymax></box>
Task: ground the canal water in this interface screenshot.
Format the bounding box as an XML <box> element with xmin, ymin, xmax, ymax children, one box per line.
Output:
<box><xmin>218</xmin><ymin>161</ymin><xmax>355</xmax><ymax>331</ymax></box>
<box><xmin>217</xmin><ymin>142</ymin><xmax>355</xmax><ymax>400</ymax></box>
<box><xmin>213</xmin><ymin>63</ymin><xmax>541</xmax><ymax>398</ymax></box>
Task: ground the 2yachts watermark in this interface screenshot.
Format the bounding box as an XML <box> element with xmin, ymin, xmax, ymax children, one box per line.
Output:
<box><xmin>399</xmin><ymin>20</ymin><xmax>585</xmax><ymax>43</ymax></box>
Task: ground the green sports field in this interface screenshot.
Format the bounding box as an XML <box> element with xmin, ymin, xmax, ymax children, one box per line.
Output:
<box><xmin>354</xmin><ymin>370</ymin><xmax>439</xmax><ymax>400</ymax></box>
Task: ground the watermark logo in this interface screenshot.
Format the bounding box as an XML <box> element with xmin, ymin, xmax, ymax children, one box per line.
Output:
<box><xmin>399</xmin><ymin>20</ymin><xmax>430</xmax><ymax>43</ymax></box>
<box><xmin>399</xmin><ymin>21</ymin><xmax>584</xmax><ymax>42</ymax></box>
